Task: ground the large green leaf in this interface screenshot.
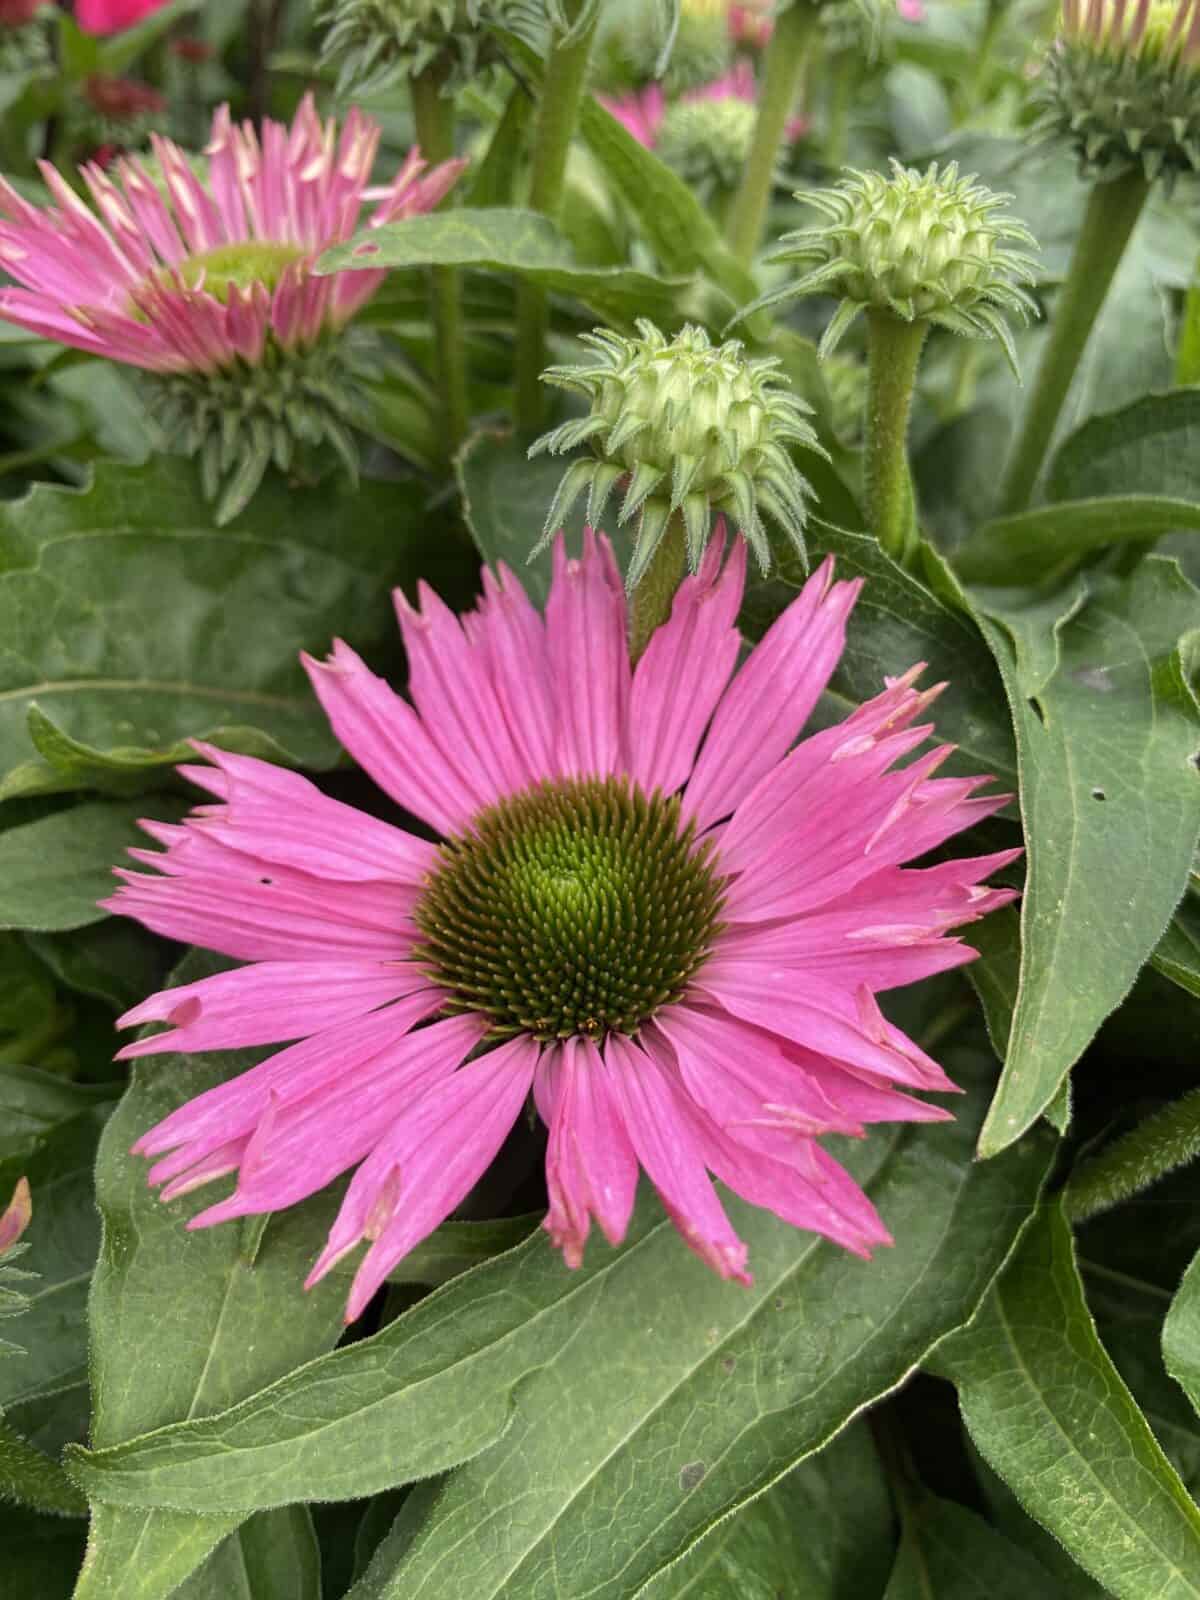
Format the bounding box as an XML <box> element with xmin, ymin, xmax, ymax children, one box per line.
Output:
<box><xmin>1047</xmin><ymin>391</ymin><xmax>1200</xmax><ymax>506</ymax></box>
<box><xmin>317</xmin><ymin>208</ymin><xmax>689</xmax><ymax>328</ymax></box>
<box><xmin>742</xmin><ymin>523</ymin><xmax>1018</xmax><ymax>785</ymax></box>
<box><xmin>882</xmin><ymin>1496</ymin><xmax>1063</xmax><ymax>1599</ymax></box>
<box><xmin>171</xmin><ymin>1508</ymin><xmax>321</xmax><ymax>1600</ymax></box>
<box><xmin>0</xmin><ymin>457</ymin><xmax>431</xmax><ymax>800</ymax></box>
<box><xmin>0</xmin><ymin>1064</ymin><xmax>116</xmax><ymax>1165</ymax></box>
<box><xmin>1165</xmin><ymin>1249</ymin><xmax>1200</xmax><ymax>1427</ymax></box>
<box><xmin>0</xmin><ymin>799</ymin><xmax>187</xmax><ymax>932</ymax></box>
<box><xmin>972</xmin><ymin>559</ymin><xmax>1200</xmax><ymax>1156</ymax></box>
<box><xmin>68</xmin><ymin>1039</ymin><xmax>1052</xmax><ymax>1600</ymax></box>
<box><xmin>1153</xmin><ymin>893</ymin><xmax>1200</xmax><ymax>999</ymax></box>
<box><xmin>69</xmin><ymin>953</ymin><xmax>352</xmax><ymax>1600</ymax></box>
<box><xmin>936</xmin><ymin>1202</ymin><xmax>1200</xmax><ymax>1600</ymax></box>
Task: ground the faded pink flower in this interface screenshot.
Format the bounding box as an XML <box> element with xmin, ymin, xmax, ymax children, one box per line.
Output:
<box><xmin>0</xmin><ymin>94</ymin><xmax>463</xmax><ymax>375</ymax></box>
<box><xmin>897</xmin><ymin>0</ymin><xmax>926</xmax><ymax>21</ymax></box>
<box><xmin>0</xmin><ymin>1178</ymin><xmax>31</xmax><ymax>1254</ymax></box>
<box><xmin>106</xmin><ymin>537</ymin><xmax>1017</xmax><ymax>1322</ymax></box>
<box><xmin>729</xmin><ymin>2</ymin><xmax>772</xmax><ymax>47</ymax></box>
<box><xmin>76</xmin><ymin>0</ymin><xmax>167</xmax><ymax>34</ymax></box>
<box><xmin>601</xmin><ymin>62</ymin><xmax>806</xmax><ymax>149</ymax></box>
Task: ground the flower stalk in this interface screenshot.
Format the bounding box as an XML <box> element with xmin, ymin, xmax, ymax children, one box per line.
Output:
<box><xmin>1065</xmin><ymin>1087</ymin><xmax>1200</xmax><ymax>1224</ymax></box>
<box><xmin>725</xmin><ymin>0</ymin><xmax>817</xmax><ymax>265</ymax></box>
<box><xmin>629</xmin><ymin>511</ymin><xmax>687</xmax><ymax>662</ymax></box>
<box><xmin>514</xmin><ymin>0</ymin><xmax>598</xmax><ymax>434</ymax></box>
<box><xmin>999</xmin><ymin>169</ymin><xmax>1149</xmax><ymax>512</ymax></box>
<box><xmin>410</xmin><ymin>59</ymin><xmax>469</xmax><ymax>457</ymax></box>
<box><xmin>865</xmin><ymin>309</ymin><xmax>926</xmax><ymax>564</ymax></box>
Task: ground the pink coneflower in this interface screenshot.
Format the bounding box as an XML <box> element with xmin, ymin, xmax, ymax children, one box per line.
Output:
<box><xmin>897</xmin><ymin>0</ymin><xmax>926</xmax><ymax>22</ymax></box>
<box><xmin>0</xmin><ymin>94</ymin><xmax>463</xmax><ymax>519</ymax></box>
<box><xmin>599</xmin><ymin>83</ymin><xmax>667</xmax><ymax>147</ymax></box>
<box><xmin>76</xmin><ymin>0</ymin><xmax>167</xmax><ymax>34</ymax></box>
<box><xmin>601</xmin><ymin>62</ymin><xmax>806</xmax><ymax>155</ymax></box>
<box><xmin>106</xmin><ymin>537</ymin><xmax>1017</xmax><ymax>1322</ymax></box>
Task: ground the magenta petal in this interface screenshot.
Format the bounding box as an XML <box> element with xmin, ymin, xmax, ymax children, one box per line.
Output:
<box><xmin>684</xmin><ymin>558</ymin><xmax>862</xmax><ymax>831</ymax></box>
<box><xmin>116</xmin><ymin>959</ymin><xmax>430</xmax><ymax>1057</ymax></box>
<box><xmin>602</xmin><ymin>1031</ymin><xmax>751</xmax><ymax>1285</ymax></box>
<box><xmin>308</xmin><ymin>1035</ymin><xmax>539</xmax><ymax>1320</ymax></box>
<box><xmin>628</xmin><ymin>536</ymin><xmax>744</xmax><ymax>798</ymax></box>
<box><xmin>536</xmin><ymin>1037</ymin><xmax>639</xmax><ymax>1267</ymax></box>
<box><xmin>545</xmin><ymin>531</ymin><xmax>630</xmax><ymax>779</ymax></box>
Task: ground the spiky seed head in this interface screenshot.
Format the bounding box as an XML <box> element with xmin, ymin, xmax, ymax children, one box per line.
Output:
<box><xmin>738</xmin><ymin>160</ymin><xmax>1039</xmax><ymax>377</ymax></box>
<box><xmin>1035</xmin><ymin>0</ymin><xmax>1200</xmax><ymax>186</ymax></box>
<box><xmin>530</xmin><ymin>319</ymin><xmax>822</xmax><ymax>590</ymax></box>
<box><xmin>317</xmin><ymin>0</ymin><xmax>512</xmax><ymax>94</ymax></box>
<box><xmin>0</xmin><ymin>1178</ymin><xmax>34</xmax><ymax>1360</ymax></box>
<box><xmin>656</xmin><ymin>95</ymin><xmax>760</xmax><ymax>194</ymax></box>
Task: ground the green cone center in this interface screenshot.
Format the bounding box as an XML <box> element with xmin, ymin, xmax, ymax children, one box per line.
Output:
<box><xmin>415</xmin><ymin>776</ymin><xmax>726</xmax><ymax>1042</ymax></box>
<box><xmin>166</xmin><ymin>241</ymin><xmax>308</xmax><ymax>303</ymax></box>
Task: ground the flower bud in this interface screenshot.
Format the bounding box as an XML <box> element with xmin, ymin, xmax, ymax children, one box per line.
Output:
<box><xmin>1037</xmin><ymin>0</ymin><xmax>1200</xmax><ymax>185</ymax></box>
<box><xmin>624</xmin><ymin>0</ymin><xmax>733</xmax><ymax>94</ymax></box>
<box><xmin>530</xmin><ymin>319</ymin><xmax>820</xmax><ymax>588</ymax></box>
<box><xmin>742</xmin><ymin>160</ymin><xmax>1038</xmax><ymax>374</ymax></box>
<box><xmin>656</xmin><ymin>86</ymin><xmax>759</xmax><ymax>196</ymax></box>
<box><xmin>0</xmin><ymin>1177</ymin><xmax>33</xmax><ymax>1353</ymax></box>
<box><xmin>318</xmin><ymin>0</ymin><xmax>510</xmax><ymax>94</ymax></box>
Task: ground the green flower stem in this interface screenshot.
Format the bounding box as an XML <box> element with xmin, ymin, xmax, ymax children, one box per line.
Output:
<box><xmin>1064</xmin><ymin>1088</ymin><xmax>1200</xmax><ymax>1225</ymax></box>
<box><xmin>1176</xmin><ymin>258</ymin><xmax>1200</xmax><ymax>385</ymax></box>
<box><xmin>514</xmin><ymin>1</ymin><xmax>598</xmax><ymax>435</ymax></box>
<box><xmin>410</xmin><ymin>61</ymin><xmax>468</xmax><ymax>458</ymax></box>
<box><xmin>999</xmin><ymin>169</ymin><xmax>1150</xmax><ymax>513</ymax></box>
<box><xmin>865</xmin><ymin>308</ymin><xmax>927</xmax><ymax>565</ymax></box>
<box><xmin>725</xmin><ymin>0</ymin><xmax>818</xmax><ymax>267</ymax></box>
<box><xmin>629</xmin><ymin>511</ymin><xmax>686</xmax><ymax>664</ymax></box>
<box><xmin>825</xmin><ymin>54</ymin><xmax>855</xmax><ymax>171</ymax></box>
<box><xmin>955</xmin><ymin>0</ymin><xmax>1005</xmax><ymax>122</ymax></box>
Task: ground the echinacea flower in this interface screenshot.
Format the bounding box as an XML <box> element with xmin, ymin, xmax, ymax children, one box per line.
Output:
<box><xmin>76</xmin><ymin>0</ymin><xmax>168</xmax><ymax>33</ymax></box>
<box><xmin>0</xmin><ymin>95</ymin><xmax>464</xmax><ymax>520</ymax></box>
<box><xmin>105</xmin><ymin>535</ymin><xmax>1017</xmax><ymax>1323</ymax></box>
<box><xmin>600</xmin><ymin>62</ymin><xmax>805</xmax><ymax>155</ymax></box>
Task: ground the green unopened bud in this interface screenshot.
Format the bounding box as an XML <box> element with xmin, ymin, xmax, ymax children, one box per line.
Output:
<box><xmin>1036</xmin><ymin>0</ymin><xmax>1200</xmax><ymax>185</ymax></box>
<box><xmin>623</xmin><ymin>0</ymin><xmax>733</xmax><ymax>94</ymax></box>
<box><xmin>317</xmin><ymin>0</ymin><xmax>511</xmax><ymax>94</ymax></box>
<box><xmin>740</xmin><ymin>160</ymin><xmax>1038</xmax><ymax>376</ymax></box>
<box><xmin>530</xmin><ymin>319</ymin><xmax>820</xmax><ymax>589</ymax></box>
<box><xmin>656</xmin><ymin>95</ymin><xmax>759</xmax><ymax>195</ymax></box>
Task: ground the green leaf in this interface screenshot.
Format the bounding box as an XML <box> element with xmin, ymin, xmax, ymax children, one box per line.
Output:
<box><xmin>172</xmin><ymin>1508</ymin><xmax>321</xmax><ymax>1600</ymax></box>
<box><xmin>0</xmin><ymin>798</ymin><xmax>187</xmax><ymax>932</ymax></box>
<box><xmin>1047</xmin><ymin>391</ymin><xmax>1200</xmax><ymax>506</ymax></box>
<box><xmin>317</xmin><ymin>208</ymin><xmax>690</xmax><ymax>328</ymax></box>
<box><xmin>742</xmin><ymin>522</ymin><xmax>1018</xmax><ymax>785</ymax></box>
<box><xmin>936</xmin><ymin>1201</ymin><xmax>1200</xmax><ymax>1600</ymax></box>
<box><xmin>0</xmin><ymin>1110</ymin><xmax>111</xmax><ymax>1421</ymax></box>
<box><xmin>1154</xmin><ymin>896</ymin><xmax>1200</xmax><ymax>999</ymax></box>
<box><xmin>68</xmin><ymin>953</ymin><xmax>353</xmax><ymax>1600</ymax></box>
<box><xmin>955</xmin><ymin>497</ymin><xmax>1200</xmax><ymax>587</ymax></box>
<box><xmin>0</xmin><ymin>1413</ymin><xmax>86</xmax><ymax>1516</ymax></box>
<box><xmin>882</xmin><ymin>1496</ymin><xmax>1063</xmax><ymax>1599</ymax></box>
<box><xmin>0</xmin><ymin>457</ymin><xmax>433</xmax><ymax>799</ymax></box>
<box><xmin>387</xmin><ymin>1215</ymin><xmax>539</xmax><ymax>1288</ymax></box>
<box><xmin>632</xmin><ymin>1423</ymin><xmax>894</xmax><ymax>1600</ymax></box>
<box><xmin>68</xmin><ymin>1038</ymin><xmax>1053</xmax><ymax>1600</ymax></box>
<box><xmin>455</xmin><ymin>427</ymin><xmax>612</xmax><ymax>608</ymax></box>
<box><xmin>24</xmin><ymin>920</ymin><xmax>169</xmax><ymax>1014</ymax></box>
<box><xmin>0</xmin><ymin>1064</ymin><xmax>115</xmax><ymax>1165</ymax></box>
<box><xmin>1164</xmin><ymin>1249</ymin><xmax>1200</xmax><ymax>1427</ymax></box>
<box><xmin>965</xmin><ymin>903</ymin><xmax>1020</xmax><ymax>1062</ymax></box>
<box><xmin>973</xmin><ymin>559</ymin><xmax>1200</xmax><ymax>1156</ymax></box>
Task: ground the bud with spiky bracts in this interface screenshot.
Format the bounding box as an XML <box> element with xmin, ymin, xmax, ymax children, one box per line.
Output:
<box><xmin>529</xmin><ymin>320</ymin><xmax>821</xmax><ymax>589</ymax></box>
<box><xmin>0</xmin><ymin>1178</ymin><xmax>34</xmax><ymax>1360</ymax></box>
<box><xmin>623</xmin><ymin>0</ymin><xmax>734</xmax><ymax>93</ymax></box>
<box><xmin>739</xmin><ymin>160</ymin><xmax>1038</xmax><ymax>376</ymax></box>
<box><xmin>318</xmin><ymin>0</ymin><xmax>510</xmax><ymax>94</ymax></box>
<box><xmin>1036</xmin><ymin>0</ymin><xmax>1200</xmax><ymax>186</ymax></box>
<box><xmin>656</xmin><ymin>86</ymin><xmax>760</xmax><ymax>197</ymax></box>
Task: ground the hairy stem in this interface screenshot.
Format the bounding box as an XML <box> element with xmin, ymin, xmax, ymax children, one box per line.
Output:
<box><xmin>999</xmin><ymin>169</ymin><xmax>1150</xmax><ymax>513</ymax></box>
<box><xmin>725</xmin><ymin>0</ymin><xmax>817</xmax><ymax>266</ymax></box>
<box><xmin>865</xmin><ymin>309</ymin><xmax>928</xmax><ymax>565</ymax></box>
<box><xmin>411</xmin><ymin>62</ymin><xmax>468</xmax><ymax>459</ymax></box>
<box><xmin>629</xmin><ymin>513</ymin><xmax>687</xmax><ymax>663</ymax></box>
<box><xmin>514</xmin><ymin>1</ymin><xmax>598</xmax><ymax>435</ymax></box>
<box><xmin>1065</xmin><ymin>1088</ymin><xmax>1200</xmax><ymax>1225</ymax></box>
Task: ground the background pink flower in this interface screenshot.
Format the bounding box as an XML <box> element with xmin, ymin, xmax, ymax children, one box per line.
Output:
<box><xmin>107</xmin><ymin>535</ymin><xmax>1016</xmax><ymax>1323</ymax></box>
<box><xmin>76</xmin><ymin>0</ymin><xmax>168</xmax><ymax>34</ymax></box>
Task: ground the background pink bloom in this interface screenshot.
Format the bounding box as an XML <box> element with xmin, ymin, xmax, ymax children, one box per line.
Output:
<box><xmin>0</xmin><ymin>95</ymin><xmax>464</xmax><ymax>373</ymax></box>
<box><xmin>107</xmin><ymin>537</ymin><xmax>1016</xmax><ymax>1322</ymax></box>
<box><xmin>76</xmin><ymin>0</ymin><xmax>167</xmax><ymax>34</ymax></box>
